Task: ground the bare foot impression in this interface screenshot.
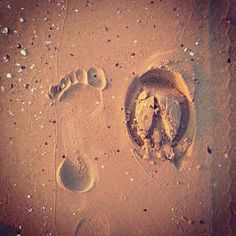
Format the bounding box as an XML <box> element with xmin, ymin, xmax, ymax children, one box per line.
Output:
<box><xmin>125</xmin><ymin>68</ymin><xmax>195</xmax><ymax>167</ymax></box>
<box><xmin>57</xmin><ymin>156</ymin><xmax>95</xmax><ymax>192</ymax></box>
<box><xmin>74</xmin><ymin>215</ymin><xmax>110</xmax><ymax>236</ymax></box>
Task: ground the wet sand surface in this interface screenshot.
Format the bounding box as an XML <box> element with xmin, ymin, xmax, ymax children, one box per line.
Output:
<box><xmin>0</xmin><ymin>0</ymin><xmax>235</xmax><ymax>235</ymax></box>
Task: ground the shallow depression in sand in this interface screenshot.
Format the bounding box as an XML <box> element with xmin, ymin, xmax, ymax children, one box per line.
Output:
<box><xmin>57</xmin><ymin>157</ymin><xmax>95</xmax><ymax>192</ymax></box>
<box><xmin>74</xmin><ymin>215</ymin><xmax>110</xmax><ymax>236</ymax></box>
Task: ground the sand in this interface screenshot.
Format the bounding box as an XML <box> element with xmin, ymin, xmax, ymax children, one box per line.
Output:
<box><xmin>0</xmin><ymin>0</ymin><xmax>234</xmax><ymax>235</ymax></box>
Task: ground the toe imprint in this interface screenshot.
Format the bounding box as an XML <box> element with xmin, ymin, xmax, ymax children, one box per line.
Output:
<box><xmin>48</xmin><ymin>67</ymin><xmax>107</xmax><ymax>101</ymax></box>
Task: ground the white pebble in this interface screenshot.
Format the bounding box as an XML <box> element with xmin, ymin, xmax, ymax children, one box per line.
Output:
<box><xmin>19</xmin><ymin>17</ymin><xmax>25</xmax><ymax>23</ymax></box>
<box><xmin>6</xmin><ymin>73</ymin><xmax>13</xmax><ymax>79</ymax></box>
<box><xmin>2</xmin><ymin>27</ymin><xmax>9</xmax><ymax>34</ymax></box>
<box><xmin>189</xmin><ymin>52</ymin><xmax>194</xmax><ymax>56</ymax></box>
<box><xmin>20</xmin><ymin>49</ymin><xmax>27</xmax><ymax>56</ymax></box>
<box><xmin>3</xmin><ymin>55</ymin><xmax>10</xmax><ymax>62</ymax></box>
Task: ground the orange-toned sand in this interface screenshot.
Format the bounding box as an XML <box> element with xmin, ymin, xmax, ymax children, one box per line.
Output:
<box><xmin>0</xmin><ymin>0</ymin><xmax>234</xmax><ymax>235</ymax></box>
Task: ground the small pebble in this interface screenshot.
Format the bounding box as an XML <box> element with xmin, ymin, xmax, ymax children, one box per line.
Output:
<box><xmin>2</xmin><ymin>27</ymin><xmax>9</xmax><ymax>35</ymax></box>
<box><xmin>19</xmin><ymin>17</ymin><xmax>25</xmax><ymax>23</ymax></box>
<box><xmin>116</xmin><ymin>7</ymin><xmax>123</xmax><ymax>14</ymax></box>
<box><xmin>6</xmin><ymin>73</ymin><xmax>13</xmax><ymax>79</ymax></box>
<box><xmin>20</xmin><ymin>49</ymin><xmax>27</xmax><ymax>56</ymax></box>
<box><xmin>196</xmin><ymin>164</ymin><xmax>201</xmax><ymax>170</ymax></box>
<box><xmin>188</xmin><ymin>219</ymin><xmax>193</xmax><ymax>225</ymax></box>
<box><xmin>28</xmin><ymin>208</ymin><xmax>33</xmax><ymax>212</ymax></box>
<box><xmin>190</xmin><ymin>52</ymin><xmax>194</xmax><ymax>56</ymax></box>
<box><xmin>3</xmin><ymin>55</ymin><xmax>10</xmax><ymax>62</ymax></box>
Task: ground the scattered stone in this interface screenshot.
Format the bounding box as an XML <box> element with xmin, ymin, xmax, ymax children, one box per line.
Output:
<box><xmin>196</xmin><ymin>164</ymin><xmax>201</xmax><ymax>170</ymax></box>
<box><xmin>19</xmin><ymin>17</ymin><xmax>25</xmax><ymax>23</ymax></box>
<box><xmin>20</xmin><ymin>49</ymin><xmax>27</xmax><ymax>56</ymax></box>
<box><xmin>190</xmin><ymin>52</ymin><xmax>194</xmax><ymax>56</ymax></box>
<box><xmin>2</xmin><ymin>27</ymin><xmax>9</xmax><ymax>35</ymax></box>
<box><xmin>6</xmin><ymin>73</ymin><xmax>13</xmax><ymax>79</ymax></box>
<box><xmin>3</xmin><ymin>54</ymin><xmax>10</xmax><ymax>62</ymax></box>
<box><xmin>116</xmin><ymin>7</ymin><xmax>123</xmax><ymax>14</ymax></box>
<box><xmin>28</xmin><ymin>208</ymin><xmax>33</xmax><ymax>213</ymax></box>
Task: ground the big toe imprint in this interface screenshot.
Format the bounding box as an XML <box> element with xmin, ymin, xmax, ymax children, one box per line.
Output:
<box><xmin>125</xmin><ymin>68</ymin><xmax>195</xmax><ymax>166</ymax></box>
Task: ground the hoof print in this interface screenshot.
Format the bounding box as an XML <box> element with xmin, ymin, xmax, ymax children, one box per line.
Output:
<box><xmin>125</xmin><ymin>68</ymin><xmax>195</xmax><ymax>166</ymax></box>
<box><xmin>57</xmin><ymin>157</ymin><xmax>95</xmax><ymax>192</ymax></box>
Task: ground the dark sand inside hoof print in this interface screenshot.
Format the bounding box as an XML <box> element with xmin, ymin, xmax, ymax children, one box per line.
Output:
<box><xmin>57</xmin><ymin>157</ymin><xmax>95</xmax><ymax>192</ymax></box>
<box><xmin>125</xmin><ymin>68</ymin><xmax>194</xmax><ymax>166</ymax></box>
